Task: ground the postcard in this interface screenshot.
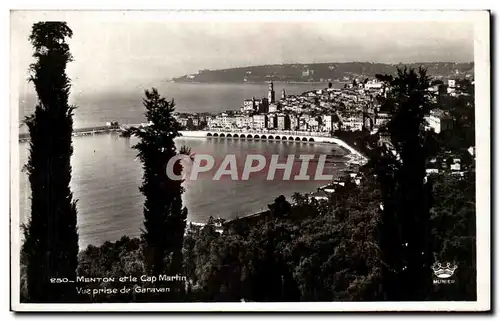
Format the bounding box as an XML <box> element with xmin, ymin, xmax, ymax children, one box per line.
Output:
<box><xmin>10</xmin><ymin>9</ymin><xmax>490</xmax><ymax>312</ymax></box>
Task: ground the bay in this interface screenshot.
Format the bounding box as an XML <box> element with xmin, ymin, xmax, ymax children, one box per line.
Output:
<box><xmin>17</xmin><ymin>82</ymin><xmax>346</xmax><ymax>249</ymax></box>
<box><xmin>18</xmin><ymin>82</ymin><xmax>338</xmax><ymax>132</ymax></box>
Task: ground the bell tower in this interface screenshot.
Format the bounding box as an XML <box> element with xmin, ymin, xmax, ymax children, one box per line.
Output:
<box><xmin>268</xmin><ymin>81</ymin><xmax>275</xmax><ymax>104</ymax></box>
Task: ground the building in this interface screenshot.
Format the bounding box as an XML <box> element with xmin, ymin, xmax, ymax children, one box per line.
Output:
<box><xmin>268</xmin><ymin>81</ymin><xmax>275</xmax><ymax>104</ymax></box>
<box><xmin>302</xmin><ymin>69</ymin><xmax>314</xmax><ymax>78</ymax></box>
<box><xmin>364</xmin><ymin>79</ymin><xmax>383</xmax><ymax>90</ymax></box>
<box><xmin>269</xmin><ymin>103</ymin><xmax>278</xmax><ymax>113</ymax></box>
<box><xmin>267</xmin><ymin>114</ymin><xmax>277</xmax><ymax>129</ymax></box>
<box><xmin>375</xmin><ymin>112</ymin><xmax>391</xmax><ymax>127</ymax></box>
<box><xmin>219</xmin><ymin>114</ymin><xmax>236</xmax><ymax>129</ymax></box>
<box><xmin>299</xmin><ymin>115</ymin><xmax>309</xmax><ymax>131</ymax></box>
<box><xmin>236</xmin><ymin>115</ymin><xmax>253</xmax><ymax>129</ymax></box>
<box><xmin>258</xmin><ymin>97</ymin><xmax>269</xmax><ymax>114</ymax></box>
<box><xmin>341</xmin><ymin>113</ymin><xmax>364</xmax><ymax>131</ymax></box>
<box><xmin>425</xmin><ymin>109</ymin><xmax>453</xmax><ymax>134</ymax></box>
<box><xmin>447</xmin><ymin>79</ymin><xmax>457</xmax><ymax>95</ymax></box>
<box><xmin>252</xmin><ymin>114</ymin><xmax>267</xmax><ymax>130</ymax></box>
<box><xmin>242</xmin><ymin>97</ymin><xmax>256</xmax><ymax>112</ymax></box>
<box><xmin>178</xmin><ymin>118</ymin><xmax>188</xmax><ymax>127</ymax></box>
<box><xmin>207</xmin><ymin>116</ymin><xmax>221</xmax><ymax>128</ymax></box>
<box><xmin>281</xmin><ymin>88</ymin><xmax>286</xmax><ymax>100</ymax></box>
<box><xmin>321</xmin><ymin>115</ymin><xmax>334</xmax><ymax>132</ymax></box>
<box><xmin>307</xmin><ymin>117</ymin><xmax>320</xmax><ymax>132</ymax></box>
<box><xmin>290</xmin><ymin>116</ymin><xmax>299</xmax><ymax>130</ymax></box>
<box><xmin>277</xmin><ymin>114</ymin><xmax>290</xmax><ymax>130</ymax></box>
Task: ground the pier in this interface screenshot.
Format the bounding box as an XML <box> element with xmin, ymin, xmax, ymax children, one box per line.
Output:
<box><xmin>19</xmin><ymin>125</ymin><xmax>122</xmax><ymax>142</ymax></box>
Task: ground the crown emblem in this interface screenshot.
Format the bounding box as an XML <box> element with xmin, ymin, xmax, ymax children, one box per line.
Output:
<box><xmin>431</xmin><ymin>262</ymin><xmax>457</xmax><ymax>279</ymax></box>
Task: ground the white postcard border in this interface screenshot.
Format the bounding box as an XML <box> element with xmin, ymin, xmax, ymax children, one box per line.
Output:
<box><xmin>9</xmin><ymin>9</ymin><xmax>491</xmax><ymax>312</ymax></box>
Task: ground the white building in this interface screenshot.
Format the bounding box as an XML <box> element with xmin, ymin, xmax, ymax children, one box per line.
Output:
<box><xmin>290</xmin><ymin>116</ymin><xmax>299</xmax><ymax>130</ymax></box>
<box><xmin>424</xmin><ymin>109</ymin><xmax>453</xmax><ymax>134</ymax></box>
<box><xmin>375</xmin><ymin>112</ymin><xmax>391</xmax><ymax>127</ymax></box>
<box><xmin>364</xmin><ymin>79</ymin><xmax>383</xmax><ymax>90</ymax></box>
<box><xmin>252</xmin><ymin>114</ymin><xmax>267</xmax><ymax>130</ymax></box>
<box><xmin>299</xmin><ymin>115</ymin><xmax>310</xmax><ymax>131</ymax></box>
<box><xmin>342</xmin><ymin>114</ymin><xmax>364</xmax><ymax>131</ymax></box>
<box><xmin>321</xmin><ymin>115</ymin><xmax>333</xmax><ymax>132</ymax></box>
<box><xmin>308</xmin><ymin>117</ymin><xmax>320</xmax><ymax>132</ymax></box>
<box><xmin>236</xmin><ymin>115</ymin><xmax>253</xmax><ymax>129</ymax></box>
<box><xmin>267</xmin><ymin>114</ymin><xmax>277</xmax><ymax>129</ymax></box>
<box><xmin>242</xmin><ymin>99</ymin><xmax>256</xmax><ymax>112</ymax></box>
<box><xmin>218</xmin><ymin>115</ymin><xmax>236</xmax><ymax>129</ymax></box>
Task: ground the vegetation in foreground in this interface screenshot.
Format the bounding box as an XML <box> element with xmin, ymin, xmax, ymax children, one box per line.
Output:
<box><xmin>20</xmin><ymin>169</ymin><xmax>474</xmax><ymax>302</ymax></box>
<box><xmin>20</xmin><ymin>21</ymin><xmax>477</xmax><ymax>303</ymax></box>
<box><xmin>21</xmin><ymin>22</ymin><xmax>79</xmax><ymax>303</ymax></box>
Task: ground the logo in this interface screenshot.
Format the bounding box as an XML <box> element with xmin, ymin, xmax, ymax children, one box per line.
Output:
<box><xmin>432</xmin><ymin>262</ymin><xmax>457</xmax><ymax>278</ymax></box>
<box><xmin>432</xmin><ymin>262</ymin><xmax>457</xmax><ymax>284</ymax></box>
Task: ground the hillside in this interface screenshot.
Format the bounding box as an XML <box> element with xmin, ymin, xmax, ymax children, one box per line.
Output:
<box><xmin>172</xmin><ymin>62</ymin><xmax>474</xmax><ymax>83</ymax></box>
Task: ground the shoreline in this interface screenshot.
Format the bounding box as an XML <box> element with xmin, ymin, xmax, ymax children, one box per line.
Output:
<box><xmin>179</xmin><ymin>130</ymin><xmax>368</xmax><ymax>163</ymax></box>
<box><xmin>19</xmin><ymin>128</ymin><xmax>368</xmax><ymax>163</ymax></box>
<box><xmin>171</xmin><ymin>80</ymin><xmax>348</xmax><ymax>85</ymax></box>
<box><xmin>20</xmin><ymin>129</ymin><xmax>367</xmax><ymax>249</ymax></box>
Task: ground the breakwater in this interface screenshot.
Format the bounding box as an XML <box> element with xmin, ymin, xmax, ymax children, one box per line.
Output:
<box><xmin>18</xmin><ymin>125</ymin><xmax>122</xmax><ymax>142</ymax></box>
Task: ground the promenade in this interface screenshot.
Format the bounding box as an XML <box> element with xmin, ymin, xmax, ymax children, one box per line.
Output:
<box><xmin>179</xmin><ymin>129</ymin><xmax>368</xmax><ymax>162</ymax></box>
<box><xmin>18</xmin><ymin>124</ymin><xmax>368</xmax><ymax>164</ymax></box>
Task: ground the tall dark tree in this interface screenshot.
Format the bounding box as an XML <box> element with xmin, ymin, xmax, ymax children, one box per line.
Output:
<box><xmin>130</xmin><ymin>88</ymin><xmax>188</xmax><ymax>299</ymax></box>
<box><xmin>374</xmin><ymin>67</ymin><xmax>436</xmax><ymax>300</ymax></box>
<box><xmin>21</xmin><ymin>22</ymin><xmax>78</xmax><ymax>302</ymax></box>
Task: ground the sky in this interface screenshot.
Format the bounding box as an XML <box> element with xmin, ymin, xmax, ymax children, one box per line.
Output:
<box><xmin>11</xmin><ymin>11</ymin><xmax>474</xmax><ymax>94</ymax></box>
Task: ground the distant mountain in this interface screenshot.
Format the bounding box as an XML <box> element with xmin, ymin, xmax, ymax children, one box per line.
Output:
<box><xmin>172</xmin><ymin>62</ymin><xmax>474</xmax><ymax>83</ymax></box>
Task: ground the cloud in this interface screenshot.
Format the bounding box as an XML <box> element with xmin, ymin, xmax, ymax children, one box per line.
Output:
<box><xmin>12</xmin><ymin>13</ymin><xmax>474</xmax><ymax>95</ymax></box>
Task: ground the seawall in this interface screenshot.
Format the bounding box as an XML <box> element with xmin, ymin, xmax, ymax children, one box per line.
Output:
<box><xmin>178</xmin><ymin>130</ymin><xmax>367</xmax><ymax>161</ymax></box>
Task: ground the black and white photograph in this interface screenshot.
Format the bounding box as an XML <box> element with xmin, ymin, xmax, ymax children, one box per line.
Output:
<box><xmin>9</xmin><ymin>10</ymin><xmax>490</xmax><ymax>312</ymax></box>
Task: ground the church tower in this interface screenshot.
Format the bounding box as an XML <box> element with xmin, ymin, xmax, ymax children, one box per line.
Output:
<box><xmin>268</xmin><ymin>81</ymin><xmax>275</xmax><ymax>103</ymax></box>
<box><xmin>281</xmin><ymin>88</ymin><xmax>286</xmax><ymax>100</ymax></box>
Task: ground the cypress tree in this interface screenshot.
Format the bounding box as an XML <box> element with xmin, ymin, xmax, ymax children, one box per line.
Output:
<box><xmin>22</xmin><ymin>22</ymin><xmax>78</xmax><ymax>302</ymax></box>
<box><xmin>130</xmin><ymin>88</ymin><xmax>188</xmax><ymax>300</ymax></box>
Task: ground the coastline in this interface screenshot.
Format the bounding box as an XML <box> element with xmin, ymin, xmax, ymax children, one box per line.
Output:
<box><xmin>19</xmin><ymin>129</ymin><xmax>367</xmax><ymax>247</ymax></box>
<box><xmin>171</xmin><ymin>80</ymin><xmax>348</xmax><ymax>85</ymax></box>
<box><xmin>19</xmin><ymin>127</ymin><xmax>368</xmax><ymax>164</ymax></box>
<box><xmin>179</xmin><ymin>130</ymin><xmax>368</xmax><ymax>163</ymax></box>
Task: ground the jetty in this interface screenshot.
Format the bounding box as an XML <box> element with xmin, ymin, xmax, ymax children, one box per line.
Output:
<box><xmin>19</xmin><ymin>124</ymin><xmax>122</xmax><ymax>142</ymax></box>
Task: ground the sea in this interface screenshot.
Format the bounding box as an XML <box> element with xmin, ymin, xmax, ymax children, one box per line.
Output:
<box><xmin>17</xmin><ymin>82</ymin><xmax>347</xmax><ymax>249</ymax></box>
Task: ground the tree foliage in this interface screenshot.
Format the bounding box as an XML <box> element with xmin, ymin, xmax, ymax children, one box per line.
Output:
<box><xmin>373</xmin><ymin>67</ymin><xmax>437</xmax><ymax>300</ymax></box>
<box><xmin>66</xmin><ymin>166</ymin><xmax>475</xmax><ymax>303</ymax></box>
<box><xmin>129</xmin><ymin>88</ymin><xmax>188</xmax><ymax>299</ymax></box>
<box><xmin>180</xmin><ymin>176</ymin><xmax>383</xmax><ymax>302</ymax></box>
<box><xmin>21</xmin><ymin>22</ymin><xmax>79</xmax><ymax>303</ymax></box>
<box><xmin>18</xmin><ymin>57</ymin><xmax>476</xmax><ymax>303</ymax></box>
<box><xmin>428</xmin><ymin>170</ymin><xmax>476</xmax><ymax>300</ymax></box>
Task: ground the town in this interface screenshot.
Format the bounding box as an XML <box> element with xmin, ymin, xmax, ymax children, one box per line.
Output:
<box><xmin>172</xmin><ymin>76</ymin><xmax>474</xmax><ymax>181</ymax></box>
<box><xmin>173</xmin><ymin>78</ymin><xmax>466</xmax><ymax>137</ymax></box>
